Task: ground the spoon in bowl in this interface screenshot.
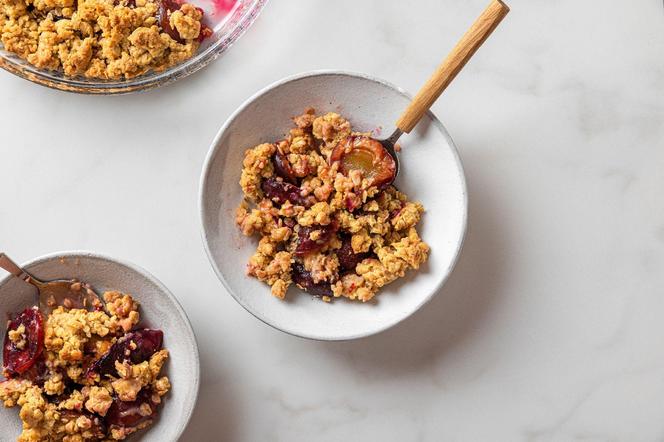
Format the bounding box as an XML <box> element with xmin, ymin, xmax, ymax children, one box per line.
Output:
<box><xmin>331</xmin><ymin>0</ymin><xmax>510</xmax><ymax>185</ymax></box>
<box><xmin>0</xmin><ymin>253</ymin><xmax>103</xmax><ymax>313</ymax></box>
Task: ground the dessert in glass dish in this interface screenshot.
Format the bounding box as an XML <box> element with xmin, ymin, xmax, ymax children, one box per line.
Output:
<box><xmin>0</xmin><ymin>0</ymin><xmax>213</xmax><ymax>79</ymax></box>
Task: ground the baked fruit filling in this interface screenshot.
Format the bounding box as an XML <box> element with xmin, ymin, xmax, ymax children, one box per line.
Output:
<box><xmin>236</xmin><ymin>108</ymin><xmax>430</xmax><ymax>303</ymax></box>
<box><xmin>0</xmin><ymin>291</ymin><xmax>170</xmax><ymax>441</ymax></box>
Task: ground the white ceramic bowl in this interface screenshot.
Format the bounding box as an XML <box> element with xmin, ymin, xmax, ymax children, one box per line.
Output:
<box><xmin>200</xmin><ymin>71</ymin><xmax>468</xmax><ymax>340</ymax></box>
<box><xmin>0</xmin><ymin>251</ymin><xmax>199</xmax><ymax>441</ymax></box>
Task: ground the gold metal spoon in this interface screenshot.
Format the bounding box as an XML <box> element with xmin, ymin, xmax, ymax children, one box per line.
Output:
<box><xmin>0</xmin><ymin>252</ymin><xmax>103</xmax><ymax>313</ymax></box>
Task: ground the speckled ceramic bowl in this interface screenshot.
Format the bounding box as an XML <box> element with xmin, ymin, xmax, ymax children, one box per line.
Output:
<box><xmin>200</xmin><ymin>71</ymin><xmax>468</xmax><ymax>341</ymax></box>
<box><xmin>0</xmin><ymin>251</ymin><xmax>199</xmax><ymax>441</ymax></box>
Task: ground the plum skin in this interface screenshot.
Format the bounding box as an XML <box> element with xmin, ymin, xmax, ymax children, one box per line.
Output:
<box><xmin>291</xmin><ymin>262</ymin><xmax>333</xmax><ymax>297</ymax></box>
<box><xmin>273</xmin><ymin>150</ymin><xmax>297</xmax><ymax>184</ymax></box>
<box><xmin>330</xmin><ymin>135</ymin><xmax>396</xmax><ymax>189</ymax></box>
<box><xmin>2</xmin><ymin>307</ymin><xmax>44</xmax><ymax>377</ymax></box>
<box><xmin>294</xmin><ymin>222</ymin><xmax>338</xmax><ymax>256</ymax></box>
<box><xmin>336</xmin><ymin>234</ymin><xmax>371</xmax><ymax>271</ymax></box>
<box><xmin>261</xmin><ymin>177</ymin><xmax>314</xmax><ymax>208</ymax></box>
<box><xmin>85</xmin><ymin>329</ymin><xmax>163</xmax><ymax>380</ymax></box>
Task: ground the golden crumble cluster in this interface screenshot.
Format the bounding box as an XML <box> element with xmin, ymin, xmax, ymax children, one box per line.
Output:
<box><xmin>236</xmin><ymin>108</ymin><xmax>430</xmax><ymax>303</ymax></box>
<box><xmin>0</xmin><ymin>0</ymin><xmax>207</xmax><ymax>79</ymax></box>
<box><xmin>0</xmin><ymin>290</ymin><xmax>170</xmax><ymax>441</ymax></box>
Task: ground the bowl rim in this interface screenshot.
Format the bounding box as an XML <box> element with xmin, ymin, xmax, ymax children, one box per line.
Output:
<box><xmin>199</xmin><ymin>69</ymin><xmax>469</xmax><ymax>341</ymax></box>
<box><xmin>0</xmin><ymin>0</ymin><xmax>268</xmax><ymax>95</ymax></box>
<box><xmin>0</xmin><ymin>250</ymin><xmax>201</xmax><ymax>439</ymax></box>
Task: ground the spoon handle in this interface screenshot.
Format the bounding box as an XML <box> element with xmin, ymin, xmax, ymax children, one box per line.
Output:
<box><xmin>0</xmin><ymin>253</ymin><xmax>30</xmax><ymax>280</ymax></box>
<box><xmin>395</xmin><ymin>0</ymin><xmax>509</xmax><ymax>133</ymax></box>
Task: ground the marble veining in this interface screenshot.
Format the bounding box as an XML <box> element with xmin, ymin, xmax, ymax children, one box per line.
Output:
<box><xmin>1</xmin><ymin>0</ymin><xmax>663</xmax><ymax>441</ymax></box>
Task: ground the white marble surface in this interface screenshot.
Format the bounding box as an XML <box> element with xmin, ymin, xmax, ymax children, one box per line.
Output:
<box><xmin>1</xmin><ymin>0</ymin><xmax>663</xmax><ymax>440</ymax></box>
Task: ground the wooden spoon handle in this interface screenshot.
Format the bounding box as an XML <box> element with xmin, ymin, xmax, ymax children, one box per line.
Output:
<box><xmin>395</xmin><ymin>0</ymin><xmax>509</xmax><ymax>133</ymax></box>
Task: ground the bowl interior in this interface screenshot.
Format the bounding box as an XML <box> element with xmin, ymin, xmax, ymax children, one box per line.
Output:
<box><xmin>0</xmin><ymin>0</ymin><xmax>267</xmax><ymax>93</ymax></box>
<box><xmin>0</xmin><ymin>252</ymin><xmax>199</xmax><ymax>441</ymax></box>
<box><xmin>201</xmin><ymin>72</ymin><xmax>468</xmax><ymax>340</ymax></box>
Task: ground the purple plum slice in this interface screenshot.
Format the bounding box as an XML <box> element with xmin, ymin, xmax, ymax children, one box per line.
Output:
<box><xmin>273</xmin><ymin>150</ymin><xmax>297</xmax><ymax>184</ymax></box>
<box><xmin>291</xmin><ymin>262</ymin><xmax>333</xmax><ymax>297</ymax></box>
<box><xmin>105</xmin><ymin>388</ymin><xmax>158</xmax><ymax>428</ymax></box>
<box><xmin>3</xmin><ymin>307</ymin><xmax>44</xmax><ymax>377</ymax></box>
<box><xmin>261</xmin><ymin>177</ymin><xmax>314</xmax><ymax>208</ymax></box>
<box><xmin>294</xmin><ymin>222</ymin><xmax>338</xmax><ymax>256</ymax></box>
<box><xmin>86</xmin><ymin>329</ymin><xmax>163</xmax><ymax>379</ymax></box>
<box><xmin>336</xmin><ymin>234</ymin><xmax>371</xmax><ymax>271</ymax></box>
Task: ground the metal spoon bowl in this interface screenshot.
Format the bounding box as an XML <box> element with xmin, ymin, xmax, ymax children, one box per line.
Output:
<box><xmin>0</xmin><ymin>253</ymin><xmax>103</xmax><ymax>313</ymax></box>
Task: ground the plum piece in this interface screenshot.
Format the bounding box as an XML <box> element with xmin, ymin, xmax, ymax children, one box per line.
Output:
<box><xmin>294</xmin><ymin>222</ymin><xmax>338</xmax><ymax>256</ymax></box>
<box><xmin>158</xmin><ymin>0</ymin><xmax>184</xmax><ymax>43</ymax></box>
<box><xmin>336</xmin><ymin>235</ymin><xmax>371</xmax><ymax>271</ymax></box>
<box><xmin>86</xmin><ymin>329</ymin><xmax>163</xmax><ymax>379</ymax></box>
<box><xmin>261</xmin><ymin>177</ymin><xmax>314</xmax><ymax>208</ymax></box>
<box><xmin>198</xmin><ymin>22</ymin><xmax>213</xmax><ymax>42</ymax></box>
<box><xmin>283</xmin><ymin>218</ymin><xmax>296</xmax><ymax>229</ymax></box>
<box><xmin>291</xmin><ymin>262</ymin><xmax>333</xmax><ymax>297</ymax></box>
<box><xmin>20</xmin><ymin>355</ymin><xmax>48</xmax><ymax>385</ymax></box>
<box><xmin>330</xmin><ymin>136</ymin><xmax>396</xmax><ymax>189</ymax></box>
<box><xmin>273</xmin><ymin>150</ymin><xmax>297</xmax><ymax>184</ymax></box>
<box><xmin>49</xmin><ymin>380</ymin><xmax>80</xmax><ymax>406</ymax></box>
<box><xmin>3</xmin><ymin>307</ymin><xmax>44</xmax><ymax>377</ymax></box>
<box><xmin>389</xmin><ymin>200</ymin><xmax>404</xmax><ymax>219</ymax></box>
<box><xmin>105</xmin><ymin>389</ymin><xmax>158</xmax><ymax>428</ymax></box>
<box><xmin>344</xmin><ymin>196</ymin><xmax>361</xmax><ymax>212</ymax></box>
<box><xmin>158</xmin><ymin>0</ymin><xmax>210</xmax><ymax>42</ymax></box>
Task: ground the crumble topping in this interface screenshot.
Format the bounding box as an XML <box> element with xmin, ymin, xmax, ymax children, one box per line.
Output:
<box><xmin>236</xmin><ymin>108</ymin><xmax>430</xmax><ymax>302</ymax></box>
<box><xmin>0</xmin><ymin>0</ymin><xmax>206</xmax><ymax>79</ymax></box>
<box><xmin>1</xmin><ymin>291</ymin><xmax>171</xmax><ymax>441</ymax></box>
<box><xmin>8</xmin><ymin>324</ymin><xmax>27</xmax><ymax>350</ymax></box>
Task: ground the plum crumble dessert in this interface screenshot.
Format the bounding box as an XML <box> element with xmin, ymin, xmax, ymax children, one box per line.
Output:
<box><xmin>236</xmin><ymin>108</ymin><xmax>430</xmax><ymax>302</ymax></box>
<box><xmin>0</xmin><ymin>0</ymin><xmax>210</xmax><ymax>79</ymax></box>
<box><xmin>0</xmin><ymin>290</ymin><xmax>170</xmax><ymax>441</ymax></box>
